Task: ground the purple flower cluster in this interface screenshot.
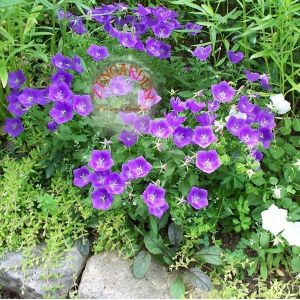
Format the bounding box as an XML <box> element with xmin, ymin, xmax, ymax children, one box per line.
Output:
<box><xmin>87</xmin><ymin>4</ymin><xmax>186</xmax><ymax>59</ymax></box>
<box><xmin>57</xmin><ymin>4</ymin><xmax>203</xmax><ymax>60</ymax></box>
<box><xmin>73</xmin><ymin>150</ymin><xmax>155</xmax><ymax>211</ymax></box>
<box><xmin>57</xmin><ymin>9</ymin><xmax>87</xmax><ymax>35</ymax></box>
<box><xmin>244</xmin><ymin>70</ymin><xmax>271</xmax><ymax>90</ymax></box>
<box><xmin>4</xmin><ymin>53</ymin><xmax>92</xmax><ymax>137</ymax></box>
<box><xmin>226</xmin><ymin>95</ymin><xmax>275</xmax><ymax>159</ymax></box>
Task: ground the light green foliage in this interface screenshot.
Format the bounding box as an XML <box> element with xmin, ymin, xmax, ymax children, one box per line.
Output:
<box><xmin>92</xmin><ymin>210</ymin><xmax>140</xmax><ymax>258</ymax></box>
<box><xmin>0</xmin><ymin>147</ymin><xmax>91</xmax><ymax>256</ymax></box>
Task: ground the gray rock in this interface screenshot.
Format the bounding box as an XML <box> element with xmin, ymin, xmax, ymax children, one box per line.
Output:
<box><xmin>0</xmin><ymin>242</ymin><xmax>89</xmax><ymax>298</ymax></box>
<box><xmin>78</xmin><ymin>252</ymin><xmax>176</xmax><ymax>299</ymax></box>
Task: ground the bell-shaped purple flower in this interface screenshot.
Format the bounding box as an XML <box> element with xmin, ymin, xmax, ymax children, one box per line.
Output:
<box><xmin>73</xmin><ymin>166</ymin><xmax>90</xmax><ymax>187</ymax></box>
<box><xmin>148</xmin><ymin>202</ymin><xmax>169</xmax><ymax>219</ymax></box>
<box><xmin>226</xmin><ymin>116</ymin><xmax>246</xmax><ymax>136</ymax></box>
<box><xmin>118</xmin><ymin>32</ymin><xmax>138</xmax><ymax>48</ymax></box>
<box><xmin>227</xmin><ymin>50</ymin><xmax>244</xmax><ymax>64</ymax></box>
<box><xmin>257</xmin><ymin>109</ymin><xmax>276</xmax><ymax>129</ymax></box>
<box><xmin>173</xmin><ymin>126</ymin><xmax>193</xmax><ymax>148</ymax></box>
<box><xmin>105</xmin><ymin>172</ymin><xmax>126</xmax><ymax>195</ymax></box>
<box><xmin>119</xmin><ymin>130</ymin><xmax>138</xmax><ymax>147</ymax></box>
<box><xmin>49</xmin><ymin>102</ymin><xmax>73</xmax><ymax>124</ymax></box>
<box><xmin>246</xmin><ymin>105</ymin><xmax>261</xmax><ymax>124</ymax></box>
<box><xmin>170</xmin><ymin>97</ymin><xmax>186</xmax><ymax>112</ymax></box>
<box><xmin>51</xmin><ymin>70</ymin><xmax>74</xmax><ymax>87</ymax></box>
<box><xmin>196</xmin><ymin>150</ymin><xmax>221</xmax><ymax>174</ymax></box>
<box><xmin>192</xmin><ymin>45</ymin><xmax>212</xmax><ymax>61</ymax></box>
<box><xmin>237</xmin><ymin>96</ymin><xmax>254</xmax><ymax>113</ymax></box>
<box><xmin>47</xmin><ymin>120</ymin><xmax>58</xmax><ymax>132</ymax></box>
<box><xmin>149</xmin><ymin>119</ymin><xmax>173</xmax><ymax>138</ymax></box>
<box><xmin>211</xmin><ymin>81</ymin><xmax>236</xmax><ymax>103</ymax></box>
<box><xmin>166</xmin><ymin>112</ymin><xmax>186</xmax><ymax>128</ymax></box>
<box><xmin>124</xmin><ymin>156</ymin><xmax>152</xmax><ymax>180</ymax></box>
<box><xmin>207</xmin><ymin>101</ymin><xmax>220</xmax><ymax>112</ymax></box>
<box><xmin>158</xmin><ymin>42</ymin><xmax>171</xmax><ymax>59</ymax></box>
<box><xmin>87</xmin><ymin>45</ymin><xmax>110</xmax><ymax>61</ymax></box>
<box><xmin>260</xmin><ymin>74</ymin><xmax>271</xmax><ymax>90</ymax></box>
<box><xmin>88</xmin><ymin>150</ymin><xmax>114</xmax><ymax>172</ymax></box>
<box><xmin>69</xmin><ymin>19</ymin><xmax>87</xmax><ymax>35</ymax></box>
<box><xmin>145</xmin><ymin>38</ymin><xmax>161</xmax><ymax>57</ymax></box>
<box><xmin>153</xmin><ymin>7</ymin><xmax>175</xmax><ymax>21</ymax></box>
<box><xmin>251</xmin><ymin>149</ymin><xmax>263</xmax><ymax>161</ymax></box>
<box><xmin>258</xmin><ymin>127</ymin><xmax>274</xmax><ymax>149</ymax></box>
<box><xmin>133</xmin><ymin>114</ymin><xmax>151</xmax><ymax>133</ymax></box>
<box><xmin>92</xmin><ymin>188</ymin><xmax>114</xmax><ymax>210</ymax></box>
<box><xmin>142</xmin><ymin>183</ymin><xmax>166</xmax><ymax>208</ymax></box>
<box><xmin>36</xmin><ymin>88</ymin><xmax>51</xmax><ymax>106</ymax></box>
<box><xmin>195</xmin><ymin>112</ymin><xmax>216</xmax><ymax>126</ymax></box>
<box><xmin>239</xmin><ymin>125</ymin><xmax>259</xmax><ymax>148</ymax></box>
<box><xmin>7</xmin><ymin>92</ymin><xmax>27</xmax><ymax>117</ymax></box>
<box><xmin>133</xmin><ymin>39</ymin><xmax>145</xmax><ymax>51</ymax></box>
<box><xmin>73</xmin><ymin>95</ymin><xmax>93</xmax><ymax>116</ymax></box>
<box><xmin>187</xmin><ymin>186</ymin><xmax>208</xmax><ymax>209</ymax></box>
<box><xmin>89</xmin><ymin>170</ymin><xmax>111</xmax><ymax>188</ymax></box>
<box><xmin>244</xmin><ymin>70</ymin><xmax>260</xmax><ymax>82</ymax></box>
<box><xmin>185</xmin><ymin>22</ymin><xmax>202</xmax><ymax>35</ymax></box>
<box><xmin>49</xmin><ymin>82</ymin><xmax>73</xmax><ymax>103</ymax></box>
<box><xmin>51</xmin><ymin>53</ymin><xmax>72</xmax><ymax>70</ymax></box>
<box><xmin>4</xmin><ymin>118</ymin><xmax>24</xmax><ymax>138</ymax></box>
<box><xmin>71</xmin><ymin>55</ymin><xmax>84</xmax><ymax>73</ymax></box>
<box><xmin>8</xmin><ymin>70</ymin><xmax>26</xmax><ymax>90</ymax></box>
<box><xmin>152</xmin><ymin>21</ymin><xmax>173</xmax><ymax>38</ymax></box>
<box><xmin>18</xmin><ymin>88</ymin><xmax>38</xmax><ymax>108</ymax></box>
<box><xmin>186</xmin><ymin>99</ymin><xmax>205</xmax><ymax>113</ymax></box>
<box><xmin>193</xmin><ymin>126</ymin><xmax>217</xmax><ymax>148</ymax></box>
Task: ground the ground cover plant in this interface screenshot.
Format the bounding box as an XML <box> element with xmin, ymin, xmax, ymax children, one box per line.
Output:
<box><xmin>0</xmin><ymin>0</ymin><xmax>299</xmax><ymax>298</ymax></box>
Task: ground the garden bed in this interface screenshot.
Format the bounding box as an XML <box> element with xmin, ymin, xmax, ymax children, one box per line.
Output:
<box><xmin>0</xmin><ymin>0</ymin><xmax>299</xmax><ymax>299</ymax></box>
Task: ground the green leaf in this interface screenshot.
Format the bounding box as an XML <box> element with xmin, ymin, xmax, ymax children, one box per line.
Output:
<box><xmin>24</xmin><ymin>5</ymin><xmax>43</xmax><ymax>35</ymax></box>
<box><xmin>291</xmin><ymin>255</ymin><xmax>300</xmax><ymax>272</ymax></box>
<box><xmin>251</xmin><ymin>175</ymin><xmax>266</xmax><ymax>186</ymax></box>
<box><xmin>184</xmin><ymin>267</ymin><xmax>212</xmax><ymax>292</ymax></box>
<box><xmin>270</xmin><ymin>146</ymin><xmax>285</xmax><ymax>159</ymax></box>
<box><xmin>0</xmin><ymin>27</ymin><xmax>14</xmax><ymax>44</ymax></box>
<box><xmin>195</xmin><ymin>246</ymin><xmax>223</xmax><ymax>265</ymax></box>
<box><xmin>168</xmin><ymin>223</ymin><xmax>183</xmax><ymax>246</ymax></box>
<box><xmin>133</xmin><ymin>251</ymin><xmax>151</xmax><ymax>279</ymax></box>
<box><xmin>260</xmin><ymin>260</ymin><xmax>268</xmax><ymax>280</ymax></box>
<box><xmin>170</xmin><ymin>277</ymin><xmax>185</xmax><ymax>299</ymax></box>
<box><xmin>144</xmin><ymin>233</ymin><xmax>163</xmax><ymax>255</ymax></box>
<box><xmin>269</xmin><ymin>177</ymin><xmax>278</xmax><ymax>185</ymax></box>
<box><xmin>149</xmin><ymin>216</ymin><xmax>158</xmax><ymax>237</ymax></box>
<box><xmin>0</xmin><ymin>59</ymin><xmax>8</xmax><ymax>88</ymax></box>
<box><xmin>292</xmin><ymin>118</ymin><xmax>300</xmax><ymax>131</ymax></box>
<box><xmin>259</xmin><ymin>232</ymin><xmax>270</xmax><ymax>248</ymax></box>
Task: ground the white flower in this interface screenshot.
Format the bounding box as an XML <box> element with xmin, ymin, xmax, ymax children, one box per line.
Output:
<box><xmin>270</xmin><ymin>94</ymin><xmax>291</xmax><ymax>114</ymax></box>
<box><xmin>261</xmin><ymin>204</ymin><xmax>288</xmax><ymax>235</ymax></box>
<box><xmin>281</xmin><ymin>222</ymin><xmax>300</xmax><ymax>247</ymax></box>
<box><xmin>272</xmin><ymin>186</ymin><xmax>282</xmax><ymax>199</ymax></box>
<box><xmin>213</xmin><ymin>120</ymin><xmax>225</xmax><ymax>132</ymax></box>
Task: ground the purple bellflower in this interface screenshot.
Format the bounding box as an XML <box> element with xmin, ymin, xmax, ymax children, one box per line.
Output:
<box><xmin>196</xmin><ymin>150</ymin><xmax>221</xmax><ymax>174</ymax></box>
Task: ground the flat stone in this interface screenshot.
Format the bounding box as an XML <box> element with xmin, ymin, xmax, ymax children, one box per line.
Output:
<box><xmin>78</xmin><ymin>252</ymin><xmax>176</xmax><ymax>299</ymax></box>
<box><xmin>0</xmin><ymin>242</ymin><xmax>89</xmax><ymax>298</ymax></box>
